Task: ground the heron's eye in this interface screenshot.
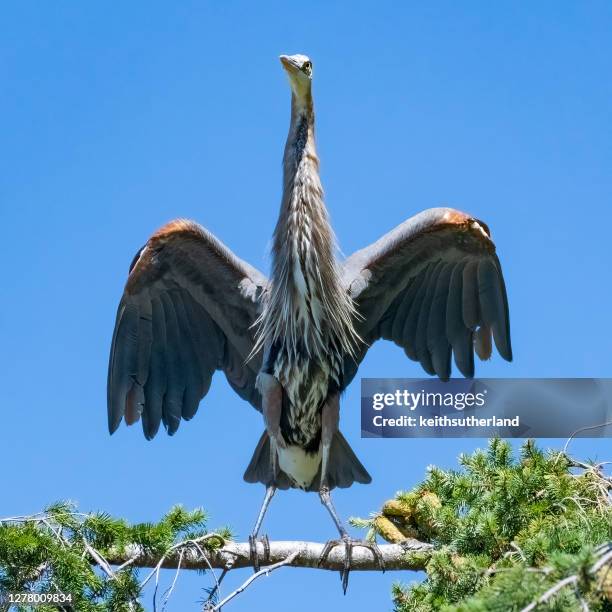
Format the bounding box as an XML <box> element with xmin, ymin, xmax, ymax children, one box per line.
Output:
<box><xmin>303</xmin><ymin>61</ymin><xmax>312</xmax><ymax>73</ymax></box>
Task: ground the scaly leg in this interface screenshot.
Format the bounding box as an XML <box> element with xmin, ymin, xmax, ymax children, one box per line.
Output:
<box><xmin>249</xmin><ymin>372</ymin><xmax>285</xmax><ymax>571</ymax></box>
<box><xmin>249</xmin><ymin>485</ymin><xmax>276</xmax><ymax>571</ymax></box>
<box><xmin>317</xmin><ymin>394</ymin><xmax>384</xmax><ymax>593</ymax></box>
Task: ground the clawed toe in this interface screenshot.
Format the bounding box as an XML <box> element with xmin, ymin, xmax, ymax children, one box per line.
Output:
<box><xmin>249</xmin><ymin>534</ymin><xmax>271</xmax><ymax>573</ymax></box>
<box><xmin>318</xmin><ymin>536</ymin><xmax>386</xmax><ymax>594</ymax></box>
<box><xmin>362</xmin><ymin>538</ymin><xmax>385</xmax><ymax>572</ymax></box>
<box><xmin>248</xmin><ymin>534</ymin><xmax>259</xmax><ymax>572</ymax></box>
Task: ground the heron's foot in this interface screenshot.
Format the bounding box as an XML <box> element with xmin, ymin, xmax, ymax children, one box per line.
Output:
<box><xmin>248</xmin><ymin>533</ymin><xmax>271</xmax><ymax>573</ymax></box>
<box><xmin>317</xmin><ymin>534</ymin><xmax>385</xmax><ymax>594</ymax></box>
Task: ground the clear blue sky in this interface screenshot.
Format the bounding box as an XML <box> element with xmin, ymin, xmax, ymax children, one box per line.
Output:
<box><xmin>2</xmin><ymin>2</ymin><xmax>611</xmax><ymax>610</ymax></box>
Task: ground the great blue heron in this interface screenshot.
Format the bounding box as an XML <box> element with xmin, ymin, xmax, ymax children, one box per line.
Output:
<box><xmin>108</xmin><ymin>53</ymin><xmax>512</xmax><ymax>590</ymax></box>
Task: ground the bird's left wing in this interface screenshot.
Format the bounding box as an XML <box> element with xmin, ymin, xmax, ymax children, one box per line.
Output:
<box><xmin>108</xmin><ymin>220</ymin><xmax>267</xmax><ymax>439</ymax></box>
<box><xmin>341</xmin><ymin>208</ymin><xmax>512</xmax><ymax>385</ymax></box>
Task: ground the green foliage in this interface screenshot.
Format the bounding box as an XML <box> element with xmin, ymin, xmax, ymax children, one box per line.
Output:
<box><xmin>1</xmin><ymin>441</ymin><xmax>609</xmax><ymax>611</ymax></box>
<box><xmin>358</xmin><ymin>440</ymin><xmax>612</xmax><ymax>611</ymax></box>
<box><xmin>0</xmin><ymin>502</ymin><xmax>226</xmax><ymax>611</ymax></box>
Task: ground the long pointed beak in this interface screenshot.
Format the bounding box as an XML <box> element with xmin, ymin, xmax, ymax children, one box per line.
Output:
<box><xmin>279</xmin><ymin>55</ymin><xmax>299</xmax><ymax>73</ymax></box>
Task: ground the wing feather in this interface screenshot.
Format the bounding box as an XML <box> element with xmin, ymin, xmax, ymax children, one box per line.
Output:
<box><xmin>108</xmin><ymin>302</ymin><xmax>139</xmax><ymax>431</ymax></box>
<box><xmin>478</xmin><ymin>259</ymin><xmax>512</xmax><ymax>360</ymax></box>
<box><xmin>391</xmin><ymin>278</ymin><xmax>419</xmax><ymax>341</ymax></box>
<box><xmin>462</xmin><ymin>260</ymin><xmax>480</xmax><ymax>330</ymax></box>
<box><xmin>427</xmin><ymin>262</ymin><xmax>454</xmax><ymax>380</ymax></box>
<box><xmin>142</xmin><ymin>297</ymin><xmax>167</xmax><ymax>439</ymax></box>
<box><xmin>474</xmin><ymin>325</ymin><xmax>493</xmax><ymax>361</ymax></box>
<box><xmin>167</xmin><ymin>290</ymin><xmax>202</xmax><ymax>422</ymax></box>
<box><xmin>401</xmin><ymin>264</ymin><xmax>432</xmax><ymax>361</ymax></box>
<box><xmin>341</xmin><ymin>208</ymin><xmax>512</xmax><ymax>385</ymax></box>
<box><xmin>108</xmin><ymin>219</ymin><xmax>267</xmax><ymax>438</ymax></box>
<box><xmin>159</xmin><ymin>291</ymin><xmax>186</xmax><ymax>435</ymax></box>
<box><xmin>415</xmin><ymin>261</ymin><xmax>443</xmax><ymax>375</ymax></box>
<box><xmin>135</xmin><ymin>298</ymin><xmax>153</xmax><ymax>390</ymax></box>
<box><xmin>446</xmin><ymin>261</ymin><xmax>475</xmax><ymax>377</ymax></box>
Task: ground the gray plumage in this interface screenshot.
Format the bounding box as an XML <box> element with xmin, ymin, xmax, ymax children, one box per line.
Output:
<box><xmin>108</xmin><ymin>220</ymin><xmax>266</xmax><ymax>439</ymax></box>
<box><xmin>107</xmin><ymin>53</ymin><xmax>512</xmax><ymax>499</ymax></box>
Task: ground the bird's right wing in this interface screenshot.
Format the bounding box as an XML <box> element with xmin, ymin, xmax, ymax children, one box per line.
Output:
<box><xmin>341</xmin><ymin>208</ymin><xmax>512</xmax><ymax>385</ymax></box>
<box><xmin>108</xmin><ymin>219</ymin><xmax>268</xmax><ymax>439</ymax></box>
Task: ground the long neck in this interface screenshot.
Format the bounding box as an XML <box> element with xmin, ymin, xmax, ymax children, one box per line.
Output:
<box><xmin>281</xmin><ymin>92</ymin><xmax>318</xmax><ymax>206</ymax></box>
<box><xmin>254</xmin><ymin>90</ymin><xmax>358</xmax><ymax>363</ymax></box>
<box><xmin>273</xmin><ymin>91</ymin><xmax>334</xmax><ymax>289</ymax></box>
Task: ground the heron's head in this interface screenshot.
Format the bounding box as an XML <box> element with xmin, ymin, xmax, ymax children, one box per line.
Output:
<box><xmin>279</xmin><ymin>53</ymin><xmax>313</xmax><ymax>101</ymax></box>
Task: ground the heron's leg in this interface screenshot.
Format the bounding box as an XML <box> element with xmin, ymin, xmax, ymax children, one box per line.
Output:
<box><xmin>317</xmin><ymin>394</ymin><xmax>384</xmax><ymax>593</ymax></box>
<box><xmin>248</xmin><ymin>485</ymin><xmax>276</xmax><ymax>571</ymax></box>
<box><xmin>249</xmin><ymin>373</ymin><xmax>285</xmax><ymax>571</ymax></box>
<box><xmin>252</xmin><ymin>485</ymin><xmax>276</xmax><ymax>537</ymax></box>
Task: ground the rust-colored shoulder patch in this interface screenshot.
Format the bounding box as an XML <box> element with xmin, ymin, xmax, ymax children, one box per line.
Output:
<box><xmin>151</xmin><ymin>218</ymin><xmax>204</xmax><ymax>241</ymax></box>
<box><xmin>125</xmin><ymin>219</ymin><xmax>204</xmax><ymax>293</ymax></box>
<box><xmin>438</xmin><ymin>209</ymin><xmax>491</xmax><ymax>239</ymax></box>
<box><xmin>440</xmin><ymin>209</ymin><xmax>471</xmax><ymax>226</ymax></box>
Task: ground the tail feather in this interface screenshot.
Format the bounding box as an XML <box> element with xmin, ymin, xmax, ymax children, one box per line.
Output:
<box><xmin>317</xmin><ymin>431</ymin><xmax>371</xmax><ymax>490</ymax></box>
<box><xmin>243</xmin><ymin>431</ymin><xmax>271</xmax><ymax>484</ymax></box>
<box><xmin>244</xmin><ymin>430</ymin><xmax>371</xmax><ymax>491</ymax></box>
<box><xmin>243</xmin><ymin>432</ymin><xmax>291</xmax><ymax>490</ymax></box>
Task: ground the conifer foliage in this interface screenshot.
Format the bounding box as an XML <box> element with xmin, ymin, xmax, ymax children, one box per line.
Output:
<box><xmin>352</xmin><ymin>439</ymin><xmax>612</xmax><ymax>611</ymax></box>
<box><xmin>0</xmin><ymin>503</ymin><xmax>228</xmax><ymax>611</ymax></box>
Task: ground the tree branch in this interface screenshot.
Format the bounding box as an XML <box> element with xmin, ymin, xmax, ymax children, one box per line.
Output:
<box><xmin>207</xmin><ymin>550</ymin><xmax>300</xmax><ymax>611</ymax></box>
<box><xmin>105</xmin><ymin>538</ymin><xmax>433</xmax><ymax>573</ymax></box>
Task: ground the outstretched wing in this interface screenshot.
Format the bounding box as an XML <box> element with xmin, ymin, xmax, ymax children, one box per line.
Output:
<box><xmin>108</xmin><ymin>219</ymin><xmax>267</xmax><ymax>439</ymax></box>
<box><xmin>341</xmin><ymin>208</ymin><xmax>512</xmax><ymax>385</ymax></box>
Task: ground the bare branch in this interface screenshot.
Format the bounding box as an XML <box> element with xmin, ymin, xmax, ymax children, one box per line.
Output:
<box><xmin>140</xmin><ymin>534</ymin><xmax>225</xmax><ymax>590</ymax></box>
<box><xmin>207</xmin><ymin>550</ymin><xmax>300</xmax><ymax>611</ymax></box>
<box><xmin>519</xmin><ymin>574</ymin><xmax>579</xmax><ymax>612</ymax></box>
<box><xmin>519</xmin><ymin>544</ymin><xmax>612</xmax><ymax>611</ymax></box>
<box><xmin>83</xmin><ymin>540</ymin><xmax>115</xmax><ymax>579</ymax></box>
<box><xmin>591</xmin><ymin>547</ymin><xmax>612</xmax><ymax>574</ymax></box>
<box><xmin>161</xmin><ymin>548</ymin><xmax>184</xmax><ymax>612</ymax></box>
<box><xmin>105</xmin><ymin>538</ymin><xmax>433</xmax><ymax>573</ymax></box>
<box><xmin>562</xmin><ymin>419</ymin><xmax>612</xmax><ymax>456</ymax></box>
